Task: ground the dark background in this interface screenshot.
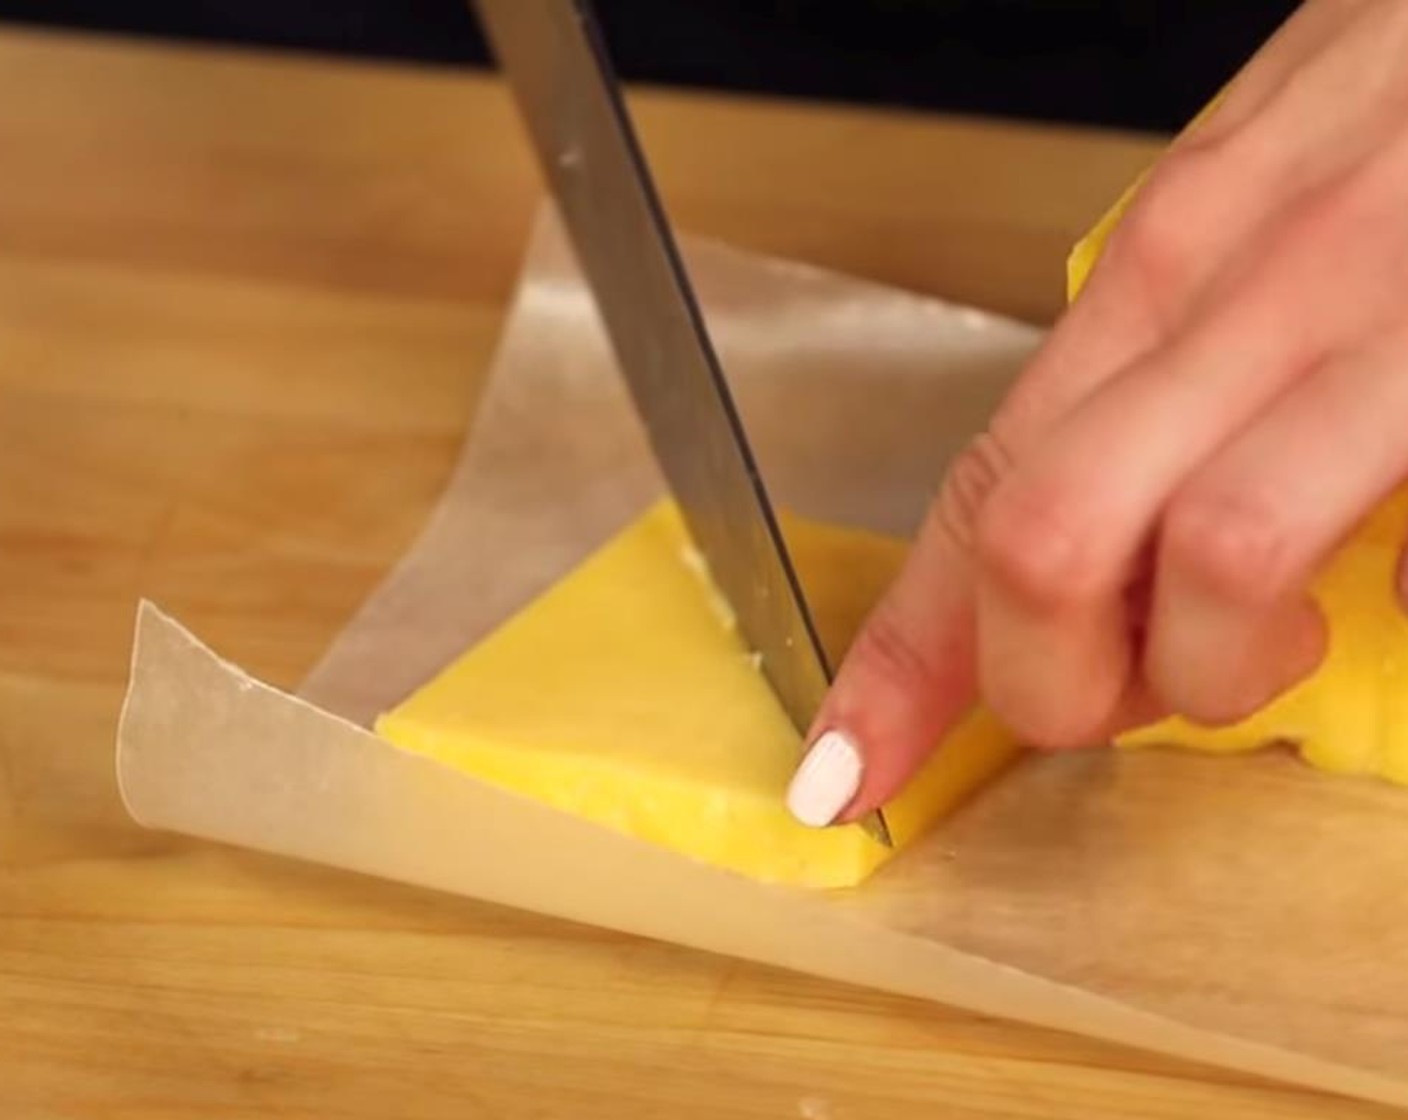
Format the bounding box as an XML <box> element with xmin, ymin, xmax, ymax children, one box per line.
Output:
<box><xmin>0</xmin><ymin>1</ymin><xmax>1299</xmax><ymax>132</ymax></box>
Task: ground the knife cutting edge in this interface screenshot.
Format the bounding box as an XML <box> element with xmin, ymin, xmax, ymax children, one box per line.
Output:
<box><xmin>473</xmin><ymin>0</ymin><xmax>891</xmax><ymax>847</ymax></box>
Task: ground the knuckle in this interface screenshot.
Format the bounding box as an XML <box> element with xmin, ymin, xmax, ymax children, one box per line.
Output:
<box><xmin>987</xmin><ymin>677</ymin><xmax>1118</xmax><ymax>752</ymax></box>
<box><xmin>847</xmin><ymin>603</ymin><xmax>943</xmax><ymax>696</ymax></box>
<box><xmin>975</xmin><ymin>483</ymin><xmax>1105</xmax><ymax>609</ymax></box>
<box><xmin>1114</xmin><ymin>145</ymin><xmax>1224</xmax><ymax>305</ymax></box>
<box><xmin>1147</xmin><ymin>669</ymin><xmax>1264</xmax><ymax>730</ymax></box>
<box><xmin>1020</xmin><ymin>706</ymin><xmax>1114</xmax><ymax>752</ymax></box>
<box><xmin>1162</xmin><ymin>490</ymin><xmax>1292</xmax><ymax>605</ymax></box>
<box><xmin>1278</xmin><ymin>176</ymin><xmax>1370</xmax><ymax>285</ymax></box>
<box><xmin>931</xmin><ymin>430</ymin><xmax>1016</xmax><ymax>552</ymax></box>
<box><xmin>1187</xmin><ymin>691</ymin><xmax>1265</xmax><ymax>729</ymax></box>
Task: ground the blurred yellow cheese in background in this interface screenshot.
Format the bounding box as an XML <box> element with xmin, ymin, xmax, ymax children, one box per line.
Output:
<box><xmin>376</xmin><ymin>501</ymin><xmax>1017</xmax><ymax>888</ymax></box>
<box><xmin>1069</xmin><ymin>133</ymin><xmax>1408</xmax><ymax>783</ymax></box>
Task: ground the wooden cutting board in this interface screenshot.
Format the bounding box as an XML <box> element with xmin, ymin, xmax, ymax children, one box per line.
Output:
<box><xmin>4</xmin><ymin>24</ymin><xmax>1388</xmax><ymax>1120</ymax></box>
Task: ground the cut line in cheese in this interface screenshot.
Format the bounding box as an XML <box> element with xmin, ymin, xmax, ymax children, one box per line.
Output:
<box><xmin>375</xmin><ymin>501</ymin><xmax>1017</xmax><ymax>888</ymax></box>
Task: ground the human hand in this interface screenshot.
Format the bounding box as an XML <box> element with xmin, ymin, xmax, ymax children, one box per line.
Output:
<box><xmin>786</xmin><ymin>0</ymin><xmax>1408</xmax><ymax>828</ymax></box>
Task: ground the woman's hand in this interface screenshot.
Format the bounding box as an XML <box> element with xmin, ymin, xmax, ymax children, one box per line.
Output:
<box><xmin>786</xmin><ymin>0</ymin><xmax>1408</xmax><ymax>829</ymax></box>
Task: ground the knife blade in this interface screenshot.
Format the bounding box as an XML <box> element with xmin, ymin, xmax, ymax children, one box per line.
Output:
<box><xmin>473</xmin><ymin>0</ymin><xmax>890</xmax><ymax>846</ymax></box>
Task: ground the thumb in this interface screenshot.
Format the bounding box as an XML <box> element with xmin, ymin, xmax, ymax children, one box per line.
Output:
<box><xmin>785</xmin><ymin>438</ymin><xmax>999</xmax><ymax>828</ymax></box>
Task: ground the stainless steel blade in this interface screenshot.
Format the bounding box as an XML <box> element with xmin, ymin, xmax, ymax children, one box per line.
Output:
<box><xmin>473</xmin><ymin>0</ymin><xmax>890</xmax><ymax>846</ymax></box>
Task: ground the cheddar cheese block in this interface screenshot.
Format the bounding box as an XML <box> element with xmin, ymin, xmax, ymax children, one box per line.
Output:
<box><xmin>376</xmin><ymin>501</ymin><xmax>1017</xmax><ymax>888</ymax></box>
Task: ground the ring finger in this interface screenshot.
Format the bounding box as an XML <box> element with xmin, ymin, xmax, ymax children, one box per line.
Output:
<box><xmin>1147</xmin><ymin>326</ymin><xmax>1408</xmax><ymax>722</ymax></box>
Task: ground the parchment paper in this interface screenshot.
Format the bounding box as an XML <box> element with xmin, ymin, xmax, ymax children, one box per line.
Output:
<box><xmin>118</xmin><ymin>208</ymin><xmax>1408</xmax><ymax>1110</ymax></box>
<box><xmin>298</xmin><ymin>207</ymin><xmax>1034</xmax><ymax>726</ymax></box>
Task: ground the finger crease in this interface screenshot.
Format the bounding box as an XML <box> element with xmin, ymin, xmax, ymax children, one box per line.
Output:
<box><xmin>936</xmin><ymin>430</ymin><xmax>1016</xmax><ymax>552</ymax></box>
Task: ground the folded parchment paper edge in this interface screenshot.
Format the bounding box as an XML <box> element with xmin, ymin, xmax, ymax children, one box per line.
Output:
<box><xmin>115</xmin><ymin>599</ymin><xmax>1408</xmax><ymax>1110</ymax></box>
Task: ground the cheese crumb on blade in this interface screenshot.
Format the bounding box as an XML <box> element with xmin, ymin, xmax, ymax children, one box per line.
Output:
<box><xmin>375</xmin><ymin>501</ymin><xmax>1017</xmax><ymax>889</ymax></box>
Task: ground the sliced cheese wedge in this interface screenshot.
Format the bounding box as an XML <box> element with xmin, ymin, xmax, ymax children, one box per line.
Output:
<box><xmin>375</xmin><ymin>501</ymin><xmax>1017</xmax><ymax>888</ymax></box>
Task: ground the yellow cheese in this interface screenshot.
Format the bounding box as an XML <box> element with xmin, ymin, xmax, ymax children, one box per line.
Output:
<box><xmin>376</xmin><ymin>501</ymin><xmax>1017</xmax><ymax>888</ymax></box>
<box><xmin>1116</xmin><ymin>492</ymin><xmax>1408</xmax><ymax>780</ymax></box>
<box><xmin>1069</xmin><ymin>121</ymin><xmax>1408</xmax><ymax>782</ymax></box>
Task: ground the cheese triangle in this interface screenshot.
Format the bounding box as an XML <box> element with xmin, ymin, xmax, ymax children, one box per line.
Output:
<box><xmin>375</xmin><ymin>501</ymin><xmax>1016</xmax><ymax>888</ymax></box>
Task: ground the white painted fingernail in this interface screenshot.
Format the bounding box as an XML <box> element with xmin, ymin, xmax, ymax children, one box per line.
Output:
<box><xmin>786</xmin><ymin>730</ymin><xmax>863</xmax><ymax>827</ymax></box>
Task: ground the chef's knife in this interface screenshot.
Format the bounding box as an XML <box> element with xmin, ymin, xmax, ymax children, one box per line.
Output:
<box><xmin>473</xmin><ymin>0</ymin><xmax>890</xmax><ymax>846</ymax></box>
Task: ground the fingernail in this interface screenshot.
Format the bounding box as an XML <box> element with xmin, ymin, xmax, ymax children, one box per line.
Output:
<box><xmin>786</xmin><ymin>730</ymin><xmax>863</xmax><ymax>827</ymax></box>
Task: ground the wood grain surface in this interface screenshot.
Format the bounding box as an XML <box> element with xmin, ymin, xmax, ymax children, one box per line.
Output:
<box><xmin>2</xmin><ymin>25</ymin><xmax>1393</xmax><ymax>1120</ymax></box>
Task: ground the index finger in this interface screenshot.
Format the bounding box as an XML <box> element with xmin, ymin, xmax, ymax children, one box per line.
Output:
<box><xmin>783</xmin><ymin>201</ymin><xmax>1188</xmax><ymax>828</ymax></box>
<box><xmin>784</xmin><ymin>0</ymin><xmax>1368</xmax><ymax>827</ymax></box>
